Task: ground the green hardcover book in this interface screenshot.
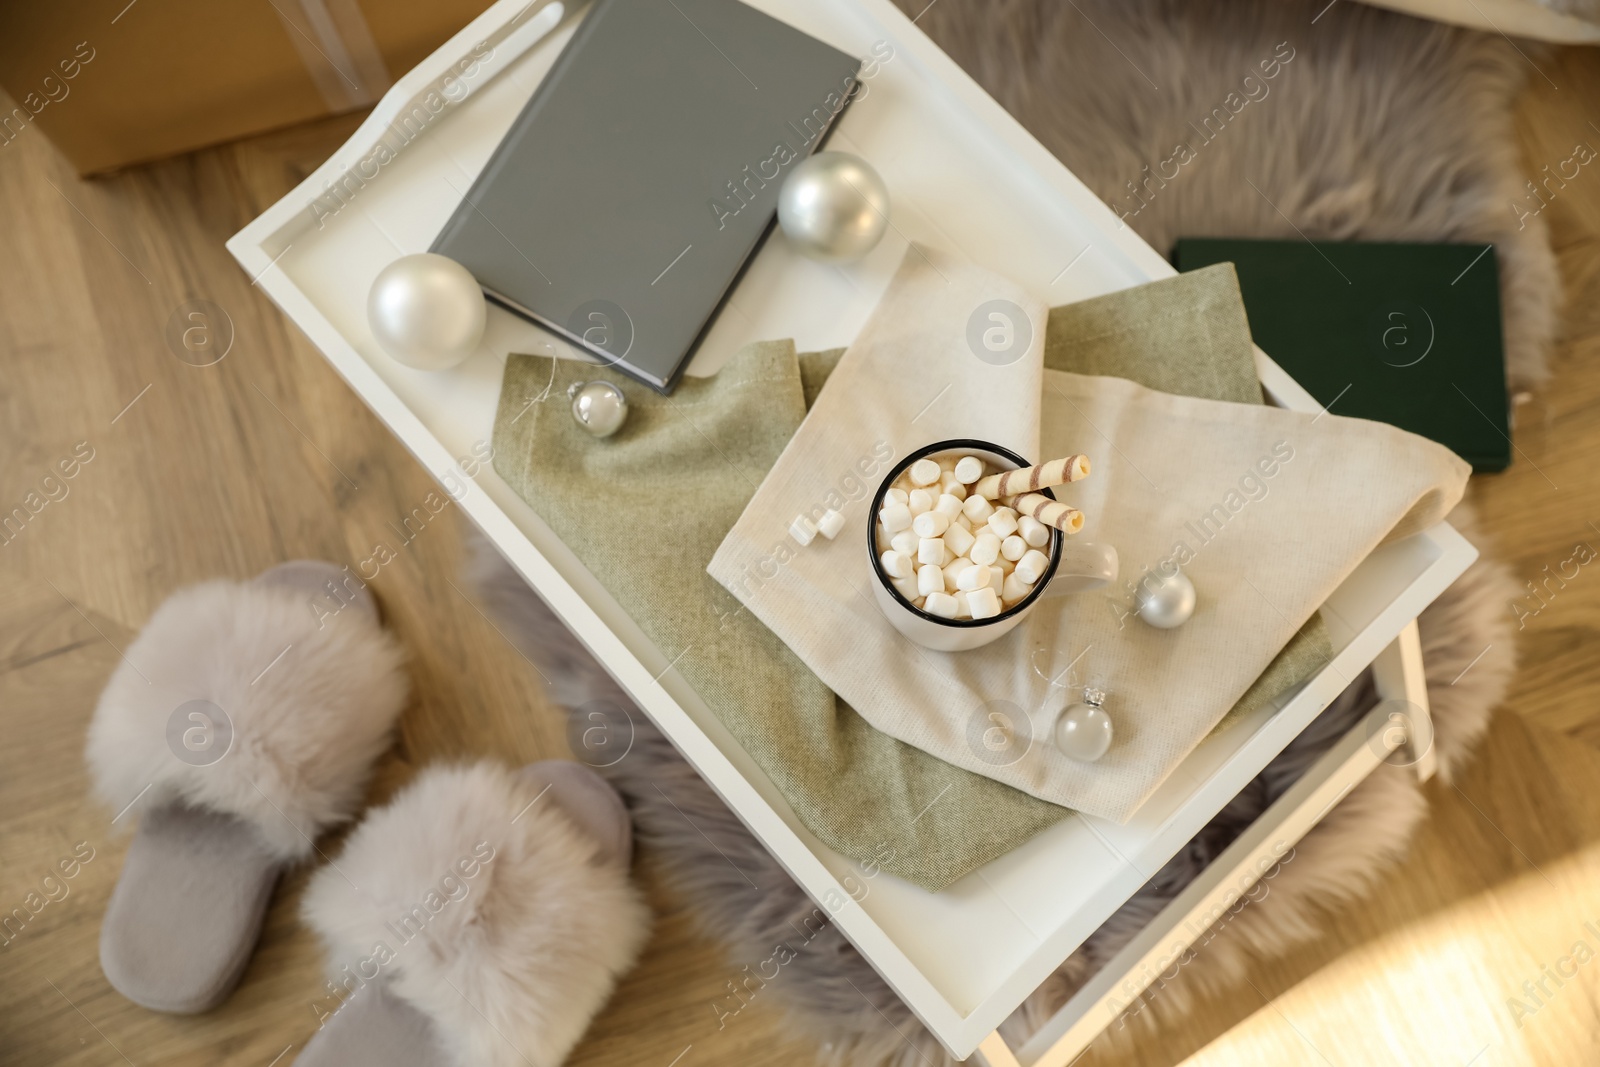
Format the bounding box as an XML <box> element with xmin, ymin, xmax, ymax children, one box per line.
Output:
<box><xmin>1173</xmin><ymin>238</ymin><xmax>1511</xmax><ymax>472</ymax></box>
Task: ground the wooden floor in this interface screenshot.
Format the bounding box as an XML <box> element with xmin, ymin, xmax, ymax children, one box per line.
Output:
<box><xmin>1</xmin><ymin>34</ymin><xmax>1598</xmax><ymax>1067</ymax></box>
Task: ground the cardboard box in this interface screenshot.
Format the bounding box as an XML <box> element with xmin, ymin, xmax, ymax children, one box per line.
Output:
<box><xmin>0</xmin><ymin>0</ymin><xmax>495</xmax><ymax>175</ymax></box>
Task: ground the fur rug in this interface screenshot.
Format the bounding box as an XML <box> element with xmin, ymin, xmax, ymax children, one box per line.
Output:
<box><xmin>462</xmin><ymin>1</ymin><xmax>1537</xmax><ymax>1059</ymax></box>
<box><xmin>903</xmin><ymin>0</ymin><xmax>1558</xmax><ymax>388</ymax></box>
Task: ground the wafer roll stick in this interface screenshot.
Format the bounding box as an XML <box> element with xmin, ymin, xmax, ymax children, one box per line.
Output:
<box><xmin>1010</xmin><ymin>492</ymin><xmax>1085</xmax><ymax>534</ymax></box>
<box><xmin>974</xmin><ymin>454</ymin><xmax>1089</xmax><ymax>499</ymax></box>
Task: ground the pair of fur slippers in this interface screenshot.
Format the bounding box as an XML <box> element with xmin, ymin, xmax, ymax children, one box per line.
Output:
<box><xmin>85</xmin><ymin>562</ymin><xmax>651</xmax><ymax>1066</ymax></box>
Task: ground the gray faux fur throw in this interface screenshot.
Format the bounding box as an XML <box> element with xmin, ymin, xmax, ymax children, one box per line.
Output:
<box><xmin>463</xmin><ymin>0</ymin><xmax>1536</xmax><ymax>1060</ymax></box>
<box><xmin>903</xmin><ymin>0</ymin><xmax>1557</xmax><ymax>388</ymax></box>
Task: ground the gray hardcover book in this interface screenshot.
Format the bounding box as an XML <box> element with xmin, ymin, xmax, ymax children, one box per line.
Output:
<box><xmin>431</xmin><ymin>0</ymin><xmax>861</xmax><ymax>392</ymax></box>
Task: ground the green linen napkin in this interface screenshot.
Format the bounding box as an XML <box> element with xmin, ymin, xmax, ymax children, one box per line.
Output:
<box><xmin>492</xmin><ymin>265</ymin><xmax>1327</xmax><ymax>890</ymax></box>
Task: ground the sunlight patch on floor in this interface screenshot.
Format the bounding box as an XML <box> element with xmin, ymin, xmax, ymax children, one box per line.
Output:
<box><xmin>1183</xmin><ymin>845</ymin><xmax>1600</xmax><ymax>1066</ymax></box>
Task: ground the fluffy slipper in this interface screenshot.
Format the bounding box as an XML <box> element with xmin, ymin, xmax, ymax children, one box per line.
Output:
<box><xmin>86</xmin><ymin>562</ymin><xmax>407</xmax><ymax>1013</ymax></box>
<box><xmin>298</xmin><ymin>760</ymin><xmax>651</xmax><ymax>1067</ymax></box>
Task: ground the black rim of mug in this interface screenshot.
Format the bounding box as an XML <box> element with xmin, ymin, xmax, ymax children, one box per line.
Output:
<box><xmin>867</xmin><ymin>438</ymin><xmax>1065</xmax><ymax>628</ymax></box>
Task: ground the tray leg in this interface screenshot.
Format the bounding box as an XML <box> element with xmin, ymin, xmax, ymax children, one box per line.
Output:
<box><xmin>1000</xmin><ymin>697</ymin><xmax>1412</xmax><ymax>1067</ymax></box>
<box><xmin>1370</xmin><ymin>620</ymin><xmax>1437</xmax><ymax>781</ymax></box>
<box><xmin>972</xmin><ymin>1031</ymin><xmax>1024</xmax><ymax>1066</ymax></box>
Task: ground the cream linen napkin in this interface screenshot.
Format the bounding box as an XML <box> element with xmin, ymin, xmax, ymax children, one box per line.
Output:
<box><xmin>708</xmin><ymin>247</ymin><xmax>1469</xmax><ymax>821</ymax></box>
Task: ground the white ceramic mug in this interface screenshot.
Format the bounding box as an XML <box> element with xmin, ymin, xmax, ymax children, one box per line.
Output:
<box><xmin>867</xmin><ymin>439</ymin><xmax>1118</xmax><ymax>652</ymax></box>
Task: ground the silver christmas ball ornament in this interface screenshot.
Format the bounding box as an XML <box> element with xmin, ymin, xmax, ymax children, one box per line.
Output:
<box><xmin>367</xmin><ymin>253</ymin><xmax>487</xmax><ymax>371</ymax></box>
<box><xmin>568</xmin><ymin>380</ymin><xmax>629</xmax><ymax>438</ymax></box>
<box><xmin>778</xmin><ymin>152</ymin><xmax>890</xmax><ymax>263</ymax></box>
<box><xmin>1135</xmin><ymin>566</ymin><xmax>1197</xmax><ymax>629</ymax></box>
<box><xmin>1054</xmin><ymin>687</ymin><xmax>1113</xmax><ymax>763</ymax></box>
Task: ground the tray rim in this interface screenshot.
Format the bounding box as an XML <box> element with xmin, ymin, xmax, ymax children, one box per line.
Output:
<box><xmin>226</xmin><ymin>0</ymin><xmax>1478</xmax><ymax>1054</ymax></box>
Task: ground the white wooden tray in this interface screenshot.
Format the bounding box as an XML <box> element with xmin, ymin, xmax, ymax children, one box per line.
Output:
<box><xmin>228</xmin><ymin>0</ymin><xmax>1477</xmax><ymax>1057</ymax></box>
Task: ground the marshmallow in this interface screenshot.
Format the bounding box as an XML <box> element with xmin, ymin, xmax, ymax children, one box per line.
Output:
<box><xmin>789</xmin><ymin>514</ymin><xmax>817</xmax><ymax>546</ymax></box>
<box><xmin>1001</xmin><ymin>571</ymin><xmax>1033</xmax><ymax>605</ymax></box>
<box><xmin>966</xmin><ymin>587</ymin><xmax>1002</xmax><ymax>620</ymax></box>
<box><xmin>878</xmin><ymin>451</ymin><xmax>1075</xmax><ymax>610</ymax></box>
<box><xmin>908</xmin><ymin>458</ymin><xmax>941</xmax><ymax>486</ymax></box>
<box><xmin>943</xmin><ymin>522</ymin><xmax>976</xmax><ymax>559</ymax></box>
<box><xmin>1018</xmin><ymin>514</ymin><xmax>1051</xmax><ymax>548</ymax></box>
<box><xmin>970</xmin><ymin>531</ymin><xmax>1001</xmax><ymax>566</ymax></box>
<box><xmin>987</xmin><ymin>507</ymin><xmax>1019</xmax><ymax>539</ymax></box>
<box><xmin>962</xmin><ymin>495</ymin><xmax>995</xmax><ymax>524</ymax></box>
<box><xmin>1016</xmin><ymin>548</ymin><xmax>1050</xmax><ymax>584</ymax></box>
<box><xmin>956</xmin><ymin>563</ymin><xmax>991</xmax><ymax>592</ymax></box>
<box><xmin>817</xmin><ymin>509</ymin><xmax>845</xmax><ymax>540</ymax></box>
<box><xmin>879</xmin><ymin>503</ymin><xmax>912</xmax><ymax>534</ymax></box>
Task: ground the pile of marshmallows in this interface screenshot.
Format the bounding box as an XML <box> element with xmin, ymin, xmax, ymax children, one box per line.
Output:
<box><xmin>876</xmin><ymin>451</ymin><xmax>1091</xmax><ymax>621</ymax></box>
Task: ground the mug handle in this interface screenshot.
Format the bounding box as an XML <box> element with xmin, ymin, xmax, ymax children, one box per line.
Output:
<box><xmin>1040</xmin><ymin>542</ymin><xmax>1119</xmax><ymax>597</ymax></box>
